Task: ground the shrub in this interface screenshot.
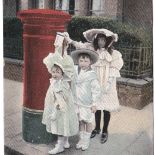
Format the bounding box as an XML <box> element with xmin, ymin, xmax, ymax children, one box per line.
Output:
<box><xmin>4</xmin><ymin>17</ymin><xmax>23</xmax><ymax>37</ymax></box>
<box><xmin>67</xmin><ymin>16</ymin><xmax>152</xmax><ymax>47</ymax></box>
<box><xmin>4</xmin><ymin>17</ymin><xmax>23</xmax><ymax>60</ymax></box>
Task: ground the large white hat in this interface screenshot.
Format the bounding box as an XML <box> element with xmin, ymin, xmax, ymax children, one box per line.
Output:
<box><xmin>71</xmin><ymin>49</ymin><xmax>99</xmax><ymax>65</ymax></box>
<box><xmin>83</xmin><ymin>28</ymin><xmax>118</xmax><ymax>43</ymax></box>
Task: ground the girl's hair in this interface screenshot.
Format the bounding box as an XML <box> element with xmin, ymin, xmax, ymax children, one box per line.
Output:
<box><xmin>78</xmin><ymin>53</ymin><xmax>91</xmax><ymax>61</ymax></box>
<box><xmin>93</xmin><ymin>33</ymin><xmax>114</xmax><ymax>55</ymax></box>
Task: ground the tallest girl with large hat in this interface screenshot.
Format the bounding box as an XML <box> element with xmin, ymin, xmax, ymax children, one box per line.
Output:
<box><xmin>65</xmin><ymin>28</ymin><xmax>124</xmax><ymax>144</ymax></box>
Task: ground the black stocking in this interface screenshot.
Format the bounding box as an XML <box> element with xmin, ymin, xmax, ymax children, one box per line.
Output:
<box><xmin>95</xmin><ymin>110</ymin><xmax>101</xmax><ymax>130</ymax></box>
<box><xmin>102</xmin><ymin>110</ymin><xmax>111</xmax><ymax>133</ymax></box>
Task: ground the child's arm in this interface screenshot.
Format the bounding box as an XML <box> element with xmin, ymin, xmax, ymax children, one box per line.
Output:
<box><xmin>52</xmin><ymin>80</ymin><xmax>70</xmax><ymax>111</ymax></box>
<box><xmin>109</xmin><ymin>50</ymin><xmax>124</xmax><ymax>77</ymax></box>
<box><xmin>64</xmin><ymin>32</ymin><xmax>91</xmax><ymax>49</ymax></box>
<box><xmin>102</xmin><ymin>50</ymin><xmax>123</xmax><ymax>93</ymax></box>
<box><xmin>54</xmin><ymin>91</ymin><xmax>67</xmax><ymax>112</ymax></box>
<box><xmin>90</xmin><ymin>79</ymin><xmax>101</xmax><ymax>112</ymax></box>
<box><xmin>103</xmin><ymin>77</ymin><xmax>115</xmax><ymax>93</ymax></box>
<box><xmin>70</xmin><ymin>77</ymin><xmax>77</xmax><ymax>105</ymax></box>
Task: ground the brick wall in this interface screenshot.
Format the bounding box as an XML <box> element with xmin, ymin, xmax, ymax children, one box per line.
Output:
<box><xmin>123</xmin><ymin>0</ymin><xmax>152</xmax><ymax>30</ymax></box>
<box><xmin>4</xmin><ymin>58</ymin><xmax>23</xmax><ymax>82</ymax></box>
<box><xmin>117</xmin><ymin>77</ymin><xmax>153</xmax><ymax>110</ymax></box>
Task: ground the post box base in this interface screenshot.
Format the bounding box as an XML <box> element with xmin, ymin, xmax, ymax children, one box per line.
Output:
<box><xmin>22</xmin><ymin>108</ymin><xmax>57</xmax><ymax>144</ymax></box>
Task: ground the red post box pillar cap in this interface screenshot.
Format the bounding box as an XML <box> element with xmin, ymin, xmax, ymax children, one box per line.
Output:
<box><xmin>17</xmin><ymin>9</ymin><xmax>71</xmax><ymax>22</ymax></box>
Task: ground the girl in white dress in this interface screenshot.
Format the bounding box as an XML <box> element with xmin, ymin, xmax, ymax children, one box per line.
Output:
<box><xmin>65</xmin><ymin>29</ymin><xmax>123</xmax><ymax>144</ymax></box>
<box><xmin>42</xmin><ymin>33</ymin><xmax>79</xmax><ymax>154</ymax></box>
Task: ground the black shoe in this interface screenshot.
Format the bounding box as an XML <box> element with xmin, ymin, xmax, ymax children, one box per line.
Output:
<box><xmin>90</xmin><ymin>129</ymin><xmax>101</xmax><ymax>138</ymax></box>
<box><xmin>100</xmin><ymin>132</ymin><xmax>108</xmax><ymax>144</ymax></box>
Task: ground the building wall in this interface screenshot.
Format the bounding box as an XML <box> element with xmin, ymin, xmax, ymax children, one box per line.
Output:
<box><xmin>92</xmin><ymin>0</ymin><xmax>103</xmax><ymax>16</ymax></box>
<box><xmin>4</xmin><ymin>0</ymin><xmax>153</xmax><ymax>30</ymax></box>
<box><xmin>123</xmin><ymin>0</ymin><xmax>152</xmax><ymax>30</ymax></box>
<box><xmin>92</xmin><ymin>0</ymin><xmax>123</xmax><ymax>20</ymax></box>
<box><xmin>103</xmin><ymin>0</ymin><xmax>119</xmax><ymax>19</ymax></box>
<box><xmin>116</xmin><ymin>0</ymin><xmax>123</xmax><ymax>20</ymax></box>
<box><xmin>75</xmin><ymin>0</ymin><xmax>89</xmax><ymax>16</ymax></box>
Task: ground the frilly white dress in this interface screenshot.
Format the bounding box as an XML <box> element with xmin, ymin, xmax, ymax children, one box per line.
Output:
<box><xmin>42</xmin><ymin>50</ymin><xmax>79</xmax><ymax>136</ymax></box>
<box><xmin>73</xmin><ymin>41</ymin><xmax>123</xmax><ymax>112</ymax></box>
<box><xmin>93</xmin><ymin>48</ymin><xmax>123</xmax><ymax>111</ymax></box>
<box><xmin>42</xmin><ymin>78</ymin><xmax>79</xmax><ymax>136</ymax></box>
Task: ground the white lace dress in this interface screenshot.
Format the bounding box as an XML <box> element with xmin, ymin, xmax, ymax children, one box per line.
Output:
<box><xmin>42</xmin><ymin>78</ymin><xmax>79</xmax><ymax>136</ymax></box>
<box><xmin>93</xmin><ymin>48</ymin><xmax>123</xmax><ymax>111</ymax></box>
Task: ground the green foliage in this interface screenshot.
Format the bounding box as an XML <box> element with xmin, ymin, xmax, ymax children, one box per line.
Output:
<box><xmin>4</xmin><ymin>17</ymin><xmax>23</xmax><ymax>60</ymax></box>
<box><xmin>67</xmin><ymin>16</ymin><xmax>152</xmax><ymax>47</ymax></box>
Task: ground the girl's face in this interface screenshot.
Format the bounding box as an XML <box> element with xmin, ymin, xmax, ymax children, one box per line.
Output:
<box><xmin>78</xmin><ymin>56</ymin><xmax>91</xmax><ymax>70</ymax></box>
<box><xmin>51</xmin><ymin>66</ymin><xmax>63</xmax><ymax>80</ymax></box>
<box><xmin>97</xmin><ymin>37</ymin><xmax>106</xmax><ymax>48</ymax></box>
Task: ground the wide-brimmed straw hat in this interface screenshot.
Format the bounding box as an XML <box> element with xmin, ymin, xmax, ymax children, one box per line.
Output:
<box><xmin>71</xmin><ymin>49</ymin><xmax>99</xmax><ymax>65</ymax></box>
<box><xmin>83</xmin><ymin>28</ymin><xmax>118</xmax><ymax>43</ymax></box>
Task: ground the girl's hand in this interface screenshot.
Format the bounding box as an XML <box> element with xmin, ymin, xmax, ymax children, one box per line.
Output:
<box><xmin>91</xmin><ymin>106</ymin><xmax>97</xmax><ymax>113</ymax></box>
<box><xmin>64</xmin><ymin>32</ymin><xmax>73</xmax><ymax>43</ymax></box>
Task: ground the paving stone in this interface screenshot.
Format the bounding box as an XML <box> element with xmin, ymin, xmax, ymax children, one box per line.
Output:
<box><xmin>4</xmin><ymin>79</ymin><xmax>154</xmax><ymax>155</ymax></box>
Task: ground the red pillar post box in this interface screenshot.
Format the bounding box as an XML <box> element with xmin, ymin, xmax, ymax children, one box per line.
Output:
<box><xmin>17</xmin><ymin>9</ymin><xmax>71</xmax><ymax>144</ymax></box>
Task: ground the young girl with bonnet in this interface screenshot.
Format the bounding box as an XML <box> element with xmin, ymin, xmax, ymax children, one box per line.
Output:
<box><xmin>42</xmin><ymin>32</ymin><xmax>79</xmax><ymax>154</ymax></box>
<box><xmin>65</xmin><ymin>28</ymin><xmax>123</xmax><ymax>144</ymax></box>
